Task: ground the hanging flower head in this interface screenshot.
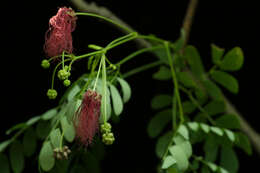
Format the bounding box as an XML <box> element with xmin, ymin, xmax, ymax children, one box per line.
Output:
<box><xmin>44</xmin><ymin>7</ymin><xmax>77</xmax><ymax>57</ymax></box>
<box><xmin>74</xmin><ymin>90</ymin><xmax>102</xmax><ymax>146</ymax></box>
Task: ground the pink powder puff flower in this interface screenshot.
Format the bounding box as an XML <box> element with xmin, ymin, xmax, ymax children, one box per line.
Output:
<box><xmin>44</xmin><ymin>7</ymin><xmax>77</xmax><ymax>57</ymax></box>
<box><xmin>74</xmin><ymin>90</ymin><xmax>102</xmax><ymax>146</ymax></box>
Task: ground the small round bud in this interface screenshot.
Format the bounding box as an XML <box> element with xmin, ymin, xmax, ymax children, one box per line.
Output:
<box><xmin>41</xmin><ymin>60</ymin><xmax>50</xmax><ymax>69</ymax></box>
<box><xmin>63</xmin><ymin>79</ymin><xmax>71</xmax><ymax>87</ymax></box>
<box><xmin>109</xmin><ymin>64</ymin><xmax>117</xmax><ymax>70</ymax></box>
<box><xmin>47</xmin><ymin>89</ymin><xmax>58</xmax><ymax>99</ymax></box>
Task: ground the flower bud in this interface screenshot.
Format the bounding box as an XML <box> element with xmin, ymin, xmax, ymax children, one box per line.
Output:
<box><xmin>47</xmin><ymin>89</ymin><xmax>58</xmax><ymax>99</ymax></box>
<box><xmin>101</xmin><ymin>122</ymin><xmax>112</xmax><ymax>134</ymax></box>
<box><xmin>41</xmin><ymin>59</ymin><xmax>50</xmax><ymax>69</ymax></box>
<box><xmin>63</xmin><ymin>79</ymin><xmax>71</xmax><ymax>87</ymax></box>
<box><xmin>57</xmin><ymin>69</ymin><xmax>70</xmax><ymax>80</ymax></box>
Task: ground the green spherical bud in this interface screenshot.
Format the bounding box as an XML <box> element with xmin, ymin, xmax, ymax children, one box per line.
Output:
<box><xmin>102</xmin><ymin>132</ymin><xmax>115</xmax><ymax>145</ymax></box>
<box><xmin>109</xmin><ymin>64</ymin><xmax>117</xmax><ymax>70</ymax></box>
<box><xmin>41</xmin><ymin>60</ymin><xmax>50</xmax><ymax>69</ymax></box>
<box><xmin>63</xmin><ymin>79</ymin><xmax>71</xmax><ymax>87</ymax></box>
<box><xmin>47</xmin><ymin>89</ymin><xmax>58</xmax><ymax>99</ymax></box>
<box><xmin>101</xmin><ymin>122</ymin><xmax>112</xmax><ymax>134</ymax></box>
<box><xmin>57</xmin><ymin>69</ymin><xmax>70</xmax><ymax>80</ymax></box>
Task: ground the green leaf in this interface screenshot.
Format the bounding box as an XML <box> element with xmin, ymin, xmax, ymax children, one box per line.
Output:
<box><xmin>173</xmin><ymin>135</ymin><xmax>192</xmax><ymax>158</ymax></box>
<box><xmin>182</xmin><ymin>101</ymin><xmax>196</xmax><ymax>114</ymax></box>
<box><xmin>210</xmin><ymin>70</ymin><xmax>239</xmax><ymax>94</ymax></box>
<box><xmin>6</xmin><ymin>123</ymin><xmax>26</xmax><ymax>135</ymax></box>
<box><xmin>219</xmin><ymin>47</ymin><xmax>244</xmax><ymax>71</ymax></box>
<box><xmin>184</xmin><ymin>45</ymin><xmax>205</xmax><ymax>78</ymax></box>
<box><xmin>210</xmin><ymin>127</ymin><xmax>224</xmax><ymax>136</ymax></box>
<box><xmin>216</xmin><ymin>114</ymin><xmax>240</xmax><ymax>129</ymax></box>
<box><xmin>177</xmin><ymin>71</ymin><xmax>196</xmax><ymax>88</ymax></box>
<box><xmin>153</xmin><ymin>66</ymin><xmax>172</xmax><ymax>80</ymax></box>
<box><xmin>67</xmin><ymin>85</ymin><xmax>80</xmax><ymax>101</ymax></box>
<box><xmin>153</xmin><ymin>47</ymin><xmax>168</xmax><ymax>64</ymax></box>
<box><xmin>172</xmin><ymin>29</ymin><xmax>186</xmax><ymax>52</ymax></box>
<box><xmin>199</xmin><ymin>123</ymin><xmax>210</xmax><ymax>133</ymax></box>
<box><xmin>224</xmin><ymin>129</ymin><xmax>235</xmax><ymax>142</ymax></box>
<box><xmin>203</xmin><ymin>80</ymin><xmax>223</xmax><ymax>100</ymax></box>
<box><xmin>96</xmin><ymin>80</ymin><xmax>112</xmax><ymax>121</ymax></box>
<box><xmin>204</xmin><ymin>135</ymin><xmax>219</xmax><ymax>162</ymax></box>
<box><xmin>117</xmin><ymin>77</ymin><xmax>131</xmax><ymax>103</ymax></box>
<box><xmin>41</xmin><ymin>108</ymin><xmax>57</xmax><ymax>120</ymax></box>
<box><xmin>65</xmin><ymin>99</ymin><xmax>82</xmax><ymax>121</ymax></box>
<box><xmin>0</xmin><ymin>140</ymin><xmax>11</xmax><ymax>152</ymax></box>
<box><xmin>110</xmin><ymin>84</ymin><xmax>123</xmax><ymax>116</ymax></box>
<box><xmin>9</xmin><ymin>141</ymin><xmax>24</xmax><ymax>173</ymax></box>
<box><xmin>219</xmin><ymin>167</ymin><xmax>229</xmax><ymax>173</ymax></box>
<box><xmin>151</xmin><ymin>94</ymin><xmax>172</xmax><ymax>110</ymax></box>
<box><xmin>36</xmin><ymin>121</ymin><xmax>51</xmax><ymax>139</ymax></box>
<box><xmin>156</xmin><ymin>131</ymin><xmax>172</xmax><ymax>158</ymax></box>
<box><xmin>23</xmin><ymin>128</ymin><xmax>37</xmax><ymax>157</ymax></box>
<box><xmin>194</xmin><ymin>87</ymin><xmax>208</xmax><ymax>105</ymax></box>
<box><xmin>220</xmin><ymin>146</ymin><xmax>239</xmax><ymax>173</ymax></box>
<box><xmin>235</xmin><ymin>132</ymin><xmax>252</xmax><ymax>155</ymax></box>
<box><xmin>177</xmin><ymin>125</ymin><xmax>189</xmax><ymax>140</ymax></box>
<box><xmin>60</xmin><ymin>116</ymin><xmax>75</xmax><ymax>142</ymax></box>
<box><xmin>26</xmin><ymin>116</ymin><xmax>41</xmax><ymax>126</ymax></box>
<box><xmin>187</xmin><ymin>122</ymin><xmax>199</xmax><ymax>131</ymax></box>
<box><xmin>0</xmin><ymin>153</ymin><xmax>10</xmax><ymax>173</ymax></box>
<box><xmin>206</xmin><ymin>162</ymin><xmax>218</xmax><ymax>172</ymax></box>
<box><xmin>50</xmin><ymin>128</ymin><xmax>62</xmax><ymax>148</ymax></box>
<box><xmin>162</xmin><ymin>156</ymin><xmax>177</xmax><ymax>169</ymax></box>
<box><xmin>147</xmin><ymin>109</ymin><xmax>171</xmax><ymax>138</ymax></box>
<box><xmin>211</xmin><ymin>44</ymin><xmax>225</xmax><ymax>65</ymax></box>
<box><xmin>39</xmin><ymin>141</ymin><xmax>55</xmax><ymax>171</ymax></box>
<box><xmin>203</xmin><ymin>100</ymin><xmax>226</xmax><ymax>116</ymax></box>
<box><xmin>169</xmin><ymin>145</ymin><xmax>189</xmax><ymax>171</ymax></box>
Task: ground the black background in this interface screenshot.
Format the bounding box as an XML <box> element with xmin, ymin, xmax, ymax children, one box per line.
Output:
<box><xmin>1</xmin><ymin>0</ymin><xmax>260</xmax><ymax>172</ymax></box>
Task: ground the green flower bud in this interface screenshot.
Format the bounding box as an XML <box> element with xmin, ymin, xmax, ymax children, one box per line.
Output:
<box><xmin>102</xmin><ymin>132</ymin><xmax>115</xmax><ymax>145</ymax></box>
<box><xmin>101</xmin><ymin>122</ymin><xmax>112</xmax><ymax>134</ymax></box>
<box><xmin>47</xmin><ymin>89</ymin><xmax>58</xmax><ymax>99</ymax></box>
<box><xmin>109</xmin><ymin>64</ymin><xmax>117</xmax><ymax>70</ymax></box>
<box><xmin>57</xmin><ymin>69</ymin><xmax>70</xmax><ymax>80</ymax></box>
<box><xmin>63</xmin><ymin>79</ymin><xmax>71</xmax><ymax>87</ymax></box>
<box><xmin>41</xmin><ymin>59</ymin><xmax>50</xmax><ymax>69</ymax></box>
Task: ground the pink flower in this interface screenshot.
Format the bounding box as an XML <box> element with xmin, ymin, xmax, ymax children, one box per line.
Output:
<box><xmin>74</xmin><ymin>90</ymin><xmax>102</xmax><ymax>146</ymax></box>
<box><xmin>44</xmin><ymin>7</ymin><xmax>77</xmax><ymax>57</ymax></box>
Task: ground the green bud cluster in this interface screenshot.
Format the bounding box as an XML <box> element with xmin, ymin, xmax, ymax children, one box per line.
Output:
<box><xmin>41</xmin><ymin>59</ymin><xmax>50</xmax><ymax>69</ymax></box>
<box><xmin>102</xmin><ymin>132</ymin><xmax>115</xmax><ymax>145</ymax></box>
<box><xmin>101</xmin><ymin>122</ymin><xmax>115</xmax><ymax>145</ymax></box>
<box><xmin>47</xmin><ymin>89</ymin><xmax>57</xmax><ymax>99</ymax></box>
<box><xmin>57</xmin><ymin>65</ymin><xmax>71</xmax><ymax>87</ymax></box>
<box><xmin>57</xmin><ymin>69</ymin><xmax>70</xmax><ymax>80</ymax></box>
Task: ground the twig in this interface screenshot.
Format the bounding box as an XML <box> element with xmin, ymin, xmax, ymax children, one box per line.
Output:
<box><xmin>182</xmin><ymin>0</ymin><xmax>198</xmax><ymax>46</ymax></box>
<box><xmin>69</xmin><ymin>0</ymin><xmax>260</xmax><ymax>155</ymax></box>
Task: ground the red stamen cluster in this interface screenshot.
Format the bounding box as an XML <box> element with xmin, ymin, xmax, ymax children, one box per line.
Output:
<box><xmin>44</xmin><ymin>7</ymin><xmax>77</xmax><ymax>57</ymax></box>
<box><xmin>74</xmin><ymin>90</ymin><xmax>101</xmax><ymax>146</ymax></box>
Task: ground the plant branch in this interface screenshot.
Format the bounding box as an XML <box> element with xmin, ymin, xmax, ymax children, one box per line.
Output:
<box><xmin>182</xmin><ymin>0</ymin><xmax>199</xmax><ymax>46</ymax></box>
<box><xmin>70</xmin><ymin>0</ymin><xmax>260</xmax><ymax>155</ymax></box>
